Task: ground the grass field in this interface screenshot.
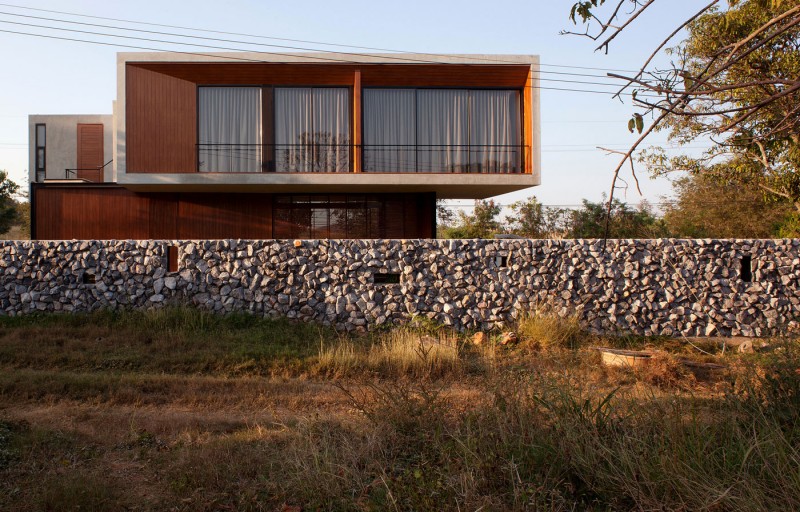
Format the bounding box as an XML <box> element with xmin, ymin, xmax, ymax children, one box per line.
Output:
<box><xmin>0</xmin><ymin>308</ymin><xmax>798</xmax><ymax>511</ymax></box>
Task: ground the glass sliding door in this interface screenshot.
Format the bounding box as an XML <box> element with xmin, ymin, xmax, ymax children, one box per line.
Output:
<box><xmin>470</xmin><ymin>90</ymin><xmax>521</xmax><ymax>173</ymax></box>
<box><xmin>198</xmin><ymin>87</ymin><xmax>262</xmax><ymax>172</ymax></box>
<box><xmin>275</xmin><ymin>87</ymin><xmax>350</xmax><ymax>172</ymax></box>
<box><xmin>417</xmin><ymin>90</ymin><xmax>470</xmax><ymax>173</ymax></box>
<box><xmin>363</xmin><ymin>89</ymin><xmax>416</xmax><ymax>172</ymax></box>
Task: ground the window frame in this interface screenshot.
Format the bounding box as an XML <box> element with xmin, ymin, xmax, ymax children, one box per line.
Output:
<box><xmin>196</xmin><ymin>84</ymin><xmax>354</xmax><ymax>173</ymax></box>
<box><xmin>361</xmin><ymin>86</ymin><xmax>524</xmax><ymax>174</ymax></box>
<box><xmin>35</xmin><ymin>123</ymin><xmax>46</xmax><ymax>181</ymax></box>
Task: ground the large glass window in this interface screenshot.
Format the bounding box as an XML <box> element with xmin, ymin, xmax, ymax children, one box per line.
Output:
<box><xmin>363</xmin><ymin>89</ymin><xmax>521</xmax><ymax>173</ymax></box>
<box><xmin>198</xmin><ymin>87</ymin><xmax>262</xmax><ymax>173</ymax></box>
<box><xmin>273</xmin><ymin>195</ymin><xmax>388</xmax><ymax>238</ymax></box>
<box><xmin>275</xmin><ymin>88</ymin><xmax>350</xmax><ymax>173</ymax></box>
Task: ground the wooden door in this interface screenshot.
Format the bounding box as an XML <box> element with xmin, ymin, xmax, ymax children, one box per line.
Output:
<box><xmin>77</xmin><ymin>124</ymin><xmax>104</xmax><ymax>182</ymax></box>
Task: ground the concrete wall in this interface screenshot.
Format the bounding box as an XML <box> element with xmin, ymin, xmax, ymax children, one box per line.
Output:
<box><xmin>28</xmin><ymin>115</ymin><xmax>114</xmax><ymax>183</ymax></box>
<box><xmin>1</xmin><ymin>238</ymin><xmax>798</xmax><ymax>337</ymax></box>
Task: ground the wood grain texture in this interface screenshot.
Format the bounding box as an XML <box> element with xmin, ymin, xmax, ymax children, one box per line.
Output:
<box><xmin>77</xmin><ymin>124</ymin><xmax>104</xmax><ymax>182</ymax></box>
<box><xmin>353</xmin><ymin>70</ymin><xmax>362</xmax><ymax>173</ymax></box>
<box><xmin>33</xmin><ymin>186</ymin><xmax>435</xmax><ymax>240</ymax></box>
<box><xmin>177</xmin><ymin>194</ymin><xmax>272</xmax><ymax>239</ymax></box>
<box><xmin>126</xmin><ymin>65</ymin><xmax>197</xmax><ymax>173</ymax></box>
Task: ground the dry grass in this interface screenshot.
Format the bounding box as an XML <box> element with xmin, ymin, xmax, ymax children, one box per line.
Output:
<box><xmin>516</xmin><ymin>308</ymin><xmax>584</xmax><ymax>349</ymax></box>
<box><xmin>318</xmin><ymin>328</ymin><xmax>463</xmax><ymax>379</ymax></box>
<box><xmin>0</xmin><ymin>308</ymin><xmax>798</xmax><ymax>511</ymax></box>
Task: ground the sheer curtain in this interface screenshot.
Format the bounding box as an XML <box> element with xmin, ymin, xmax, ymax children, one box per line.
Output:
<box><xmin>470</xmin><ymin>90</ymin><xmax>521</xmax><ymax>173</ymax></box>
<box><xmin>363</xmin><ymin>89</ymin><xmax>416</xmax><ymax>172</ymax></box>
<box><xmin>417</xmin><ymin>90</ymin><xmax>469</xmax><ymax>173</ymax></box>
<box><xmin>275</xmin><ymin>87</ymin><xmax>349</xmax><ymax>172</ymax></box>
<box><xmin>198</xmin><ymin>87</ymin><xmax>261</xmax><ymax>172</ymax></box>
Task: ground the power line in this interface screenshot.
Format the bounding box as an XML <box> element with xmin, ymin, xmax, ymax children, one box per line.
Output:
<box><xmin>0</xmin><ymin>11</ymin><xmax>631</xmax><ymax>83</ymax></box>
<box><xmin>0</xmin><ymin>27</ymin><xmax>664</xmax><ymax>98</ymax></box>
<box><xmin>0</xmin><ymin>2</ymin><xmax>639</xmax><ymax>73</ymax></box>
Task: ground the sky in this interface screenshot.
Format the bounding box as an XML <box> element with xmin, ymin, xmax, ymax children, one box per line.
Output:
<box><xmin>0</xmin><ymin>0</ymin><xmax>707</xmax><ymax>214</ymax></box>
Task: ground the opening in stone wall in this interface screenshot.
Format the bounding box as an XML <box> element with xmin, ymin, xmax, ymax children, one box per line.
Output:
<box><xmin>373</xmin><ymin>273</ymin><xmax>401</xmax><ymax>285</ymax></box>
<box><xmin>741</xmin><ymin>255</ymin><xmax>753</xmax><ymax>282</ymax></box>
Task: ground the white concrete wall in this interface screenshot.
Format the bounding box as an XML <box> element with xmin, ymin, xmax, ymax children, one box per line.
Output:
<box><xmin>28</xmin><ymin>114</ymin><xmax>113</xmax><ymax>183</ymax></box>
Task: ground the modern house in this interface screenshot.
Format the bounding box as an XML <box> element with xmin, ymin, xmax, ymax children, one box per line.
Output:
<box><xmin>29</xmin><ymin>52</ymin><xmax>540</xmax><ymax>240</ymax></box>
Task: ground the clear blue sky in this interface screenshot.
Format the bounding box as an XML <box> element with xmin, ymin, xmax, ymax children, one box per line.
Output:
<box><xmin>0</xmin><ymin>0</ymin><xmax>705</xmax><ymax>212</ymax></box>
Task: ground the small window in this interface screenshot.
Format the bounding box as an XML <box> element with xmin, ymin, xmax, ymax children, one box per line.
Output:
<box><xmin>373</xmin><ymin>273</ymin><xmax>401</xmax><ymax>285</ymax></box>
<box><xmin>166</xmin><ymin>245</ymin><xmax>179</xmax><ymax>273</ymax></box>
<box><xmin>82</xmin><ymin>271</ymin><xmax>96</xmax><ymax>285</ymax></box>
<box><xmin>495</xmin><ymin>255</ymin><xmax>508</xmax><ymax>268</ymax></box>
<box><xmin>741</xmin><ymin>255</ymin><xmax>753</xmax><ymax>282</ymax></box>
<box><xmin>34</xmin><ymin>123</ymin><xmax>46</xmax><ymax>181</ymax></box>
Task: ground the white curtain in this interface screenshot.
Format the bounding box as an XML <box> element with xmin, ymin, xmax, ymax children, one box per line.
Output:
<box><xmin>470</xmin><ymin>90</ymin><xmax>521</xmax><ymax>173</ymax></box>
<box><xmin>198</xmin><ymin>87</ymin><xmax>261</xmax><ymax>172</ymax></box>
<box><xmin>363</xmin><ymin>89</ymin><xmax>416</xmax><ymax>172</ymax></box>
<box><xmin>275</xmin><ymin>87</ymin><xmax>349</xmax><ymax>172</ymax></box>
<box><xmin>417</xmin><ymin>90</ymin><xmax>469</xmax><ymax>173</ymax></box>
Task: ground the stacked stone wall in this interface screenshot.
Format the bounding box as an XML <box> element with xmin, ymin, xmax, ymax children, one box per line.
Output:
<box><xmin>1</xmin><ymin>239</ymin><xmax>798</xmax><ymax>336</ymax></box>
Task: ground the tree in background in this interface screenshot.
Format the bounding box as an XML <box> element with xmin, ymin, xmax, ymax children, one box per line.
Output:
<box><xmin>506</xmin><ymin>196</ymin><xmax>570</xmax><ymax>238</ymax></box>
<box><xmin>567</xmin><ymin>198</ymin><xmax>667</xmax><ymax>239</ymax></box>
<box><xmin>662</xmin><ymin>173</ymin><xmax>794</xmax><ymax>238</ymax></box>
<box><xmin>566</xmin><ymin>0</ymin><xmax>800</xmax><ymax>228</ymax></box>
<box><xmin>439</xmin><ymin>200</ymin><xmax>501</xmax><ymax>239</ymax></box>
<box><xmin>0</xmin><ymin>170</ymin><xmax>21</xmax><ymax>236</ymax></box>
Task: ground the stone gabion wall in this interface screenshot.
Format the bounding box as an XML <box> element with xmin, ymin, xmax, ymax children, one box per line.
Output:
<box><xmin>1</xmin><ymin>238</ymin><xmax>798</xmax><ymax>336</ymax></box>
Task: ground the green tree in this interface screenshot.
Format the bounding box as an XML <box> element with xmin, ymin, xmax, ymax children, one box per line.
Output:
<box><xmin>440</xmin><ymin>199</ymin><xmax>501</xmax><ymax>239</ymax></box>
<box><xmin>663</xmin><ymin>173</ymin><xmax>793</xmax><ymax>238</ymax></box>
<box><xmin>567</xmin><ymin>1</ymin><xmax>800</xmax><ymax>214</ymax></box>
<box><xmin>0</xmin><ymin>171</ymin><xmax>20</xmax><ymax>235</ymax></box>
<box><xmin>568</xmin><ymin>198</ymin><xmax>667</xmax><ymax>239</ymax></box>
<box><xmin>506</xmin><ymin>196</ymin><xmax>570</xmax><ymax>238</ymax></box>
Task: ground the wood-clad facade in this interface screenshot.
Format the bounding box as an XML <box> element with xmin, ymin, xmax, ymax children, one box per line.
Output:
<box><xmin>124</xmin><ymin>61</ymin><xmax>534</xmax><ymax>175</ymax></box>
<box><xmin>30</xmin><ymin>54</ymin><xmax>540</xmax><ymax>240</ymax></box>
<box><xmin>31</xmin><ymin>184</ymin><xmax>435</xmax><ymax>240</ymax></box>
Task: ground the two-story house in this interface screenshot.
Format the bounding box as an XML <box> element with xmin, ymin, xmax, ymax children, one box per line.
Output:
<box><xmin>29</xmin><ymin>52</ymin><xmax>540</xmax><ymax>239</ymax></box>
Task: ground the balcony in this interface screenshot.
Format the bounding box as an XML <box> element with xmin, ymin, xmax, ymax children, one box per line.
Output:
<box><xmin>197</xmin><ymin>144</ymin><xmax>527</xmax><ymax>174</ymax></box>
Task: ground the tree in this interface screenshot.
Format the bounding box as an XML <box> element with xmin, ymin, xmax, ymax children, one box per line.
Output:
<box><xmin>505</xmin><ymin>196</ymin><xmax>570</xmax><ymax>238</ymax></box>
<box><xmin>567</xmin><ymin>198</ymin><xmax>667</xmax><ymax>238</ymax></box>
<box><xmin>662</xmin><ymin>173</ymin><xmax>793</xmax><ymax>238</ymax></box>
<box><xmin>439</xmin><ymin>200</ymin><xmax>501</xmax><ymax>239</ymax></box>
<box><xmin>0</xmin><ymin>170</ymin><xmax>20</xmax><ymax>235</ymax></box>
<box><xmin>566</xmin><ymin>0</ymin><xmax>800</xmax><ymax>226</ymax></box>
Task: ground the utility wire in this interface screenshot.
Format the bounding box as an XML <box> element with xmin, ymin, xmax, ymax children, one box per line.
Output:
<box><xmin>0</xmin><ymin>2</ymin><xmax>639</xmax><ymax>73</ymax></box>
<box><xmin>0</xmin><ymin>11</ymin><xmax>630</xmax><ymax>82</ymax></box>
<box><xmin>0</xmin><ymin>26</ymin><xmax>666</xmax><ymax>98</ymax></box>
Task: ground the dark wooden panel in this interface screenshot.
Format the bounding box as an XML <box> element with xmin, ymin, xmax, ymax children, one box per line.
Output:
<box><xmin>127</xmin><ymin>65</ymin><xmax>197</xmax><ymax>173</ymax></box>
<box><xmin>405</xmin><ymin>192</ymin><xmax>435</xmax><ymax>238</ymax></box>
<box><xmin>77</xmin><ymin>124</ymin><xmax>104</xmax><ymax>182</ymax></box>
<box><xmin>129</xmin><ymin>62</ymin><xmax>529</xmax><ymax>88</ymax></box>
<box><xmin>132</xmin><ymin>63</ymin><xmax>357</xmax><ymax>86</ymax></box>
<box><xmin>33</xmin><ymin>186</ymin><xmax>433</xmax><ymax>240</ymax></box>
<box><xmin>177</xmin><ymin>194</ymin><xmax>272</xmax><ymax>239</ymax></box>
<box><xmin>148</xmin><ymin>194</ymin><xmax>178</xmax><ymax>239</ymax></box>
<box><xmin>34</xmin><ymin>186</ymin><xmax>150</xmax><ymax>240</ymax></box>
<box><xmin>360</xmin><ymin>65</ymin><xmax>529</xmax><ymax>88</ymax></box>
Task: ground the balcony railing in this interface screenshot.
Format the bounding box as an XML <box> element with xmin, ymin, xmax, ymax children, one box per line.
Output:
<box><xmin>196</xmin><ymin>144</ymin><xmax>527</xmax><ymax>174</ymax></box>
<box><xmin>362</xmin><ymin>145</ymin><xmax>525</xmax><ymax>174</ymax></box>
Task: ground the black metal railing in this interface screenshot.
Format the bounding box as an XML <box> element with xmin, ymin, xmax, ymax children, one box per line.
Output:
<box><xmin>196</xmin><ymin>144</ymin><xmax>527</xmax><ymax>174</ymax></box>
<box><xmin>64</xmin><ymin>159</ymin><xmax>113</xmax><ymax>181</ymax></box>
<box><xmin>362</xmin><ymin>145</ymin><xmax>526</xmax><ymax>174</ymax></box>
<box><xmin>197</xmin><ymin>144</ymin><xmax>351</xmax><ymax>173</ymax></box>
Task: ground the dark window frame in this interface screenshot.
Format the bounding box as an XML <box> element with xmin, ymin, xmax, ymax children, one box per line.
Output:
<box><xmin>35</xmin><ymin>123</ymin><xmax>46</xmax><ymax>181</ymax></box>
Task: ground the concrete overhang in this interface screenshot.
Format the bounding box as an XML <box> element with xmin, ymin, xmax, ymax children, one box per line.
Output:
<box><xmin>117</xmin><ymin>172</ymin><xmax>539</xmax><ymax>199</ymax></box>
